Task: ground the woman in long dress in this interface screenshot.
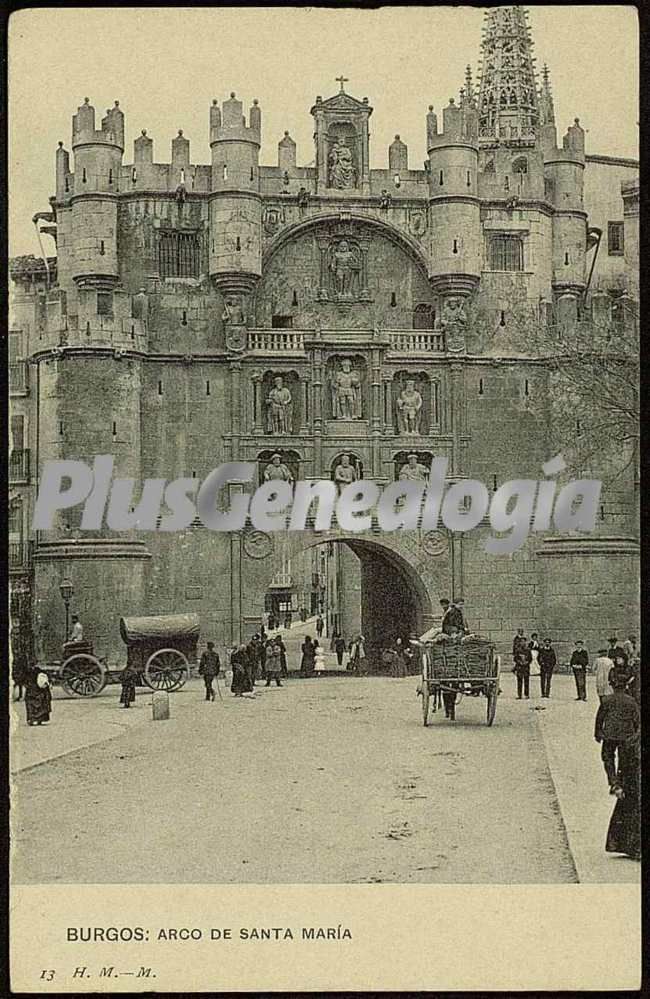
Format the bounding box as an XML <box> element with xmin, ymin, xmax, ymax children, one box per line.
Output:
<box><xmin>119</xmin><ymin>664</ymin><xmax>137</xmax><ymax>707</ymax></box>
<box><xmin>230</xmin><ymin>645</ymin><xmax>252</xmax><ymax>696</ymax></box>
<box><xmin>25</xmin><ymin>665</ymin><xmax>52</xmax><ymax>725</ymax></box>
<box><xmin>300</xmin><ymin>636</ymin><xmax>316</xmax><ymax>674</ymax></box>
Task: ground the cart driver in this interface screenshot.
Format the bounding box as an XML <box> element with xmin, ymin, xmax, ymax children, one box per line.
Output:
<box><xmin>71</xmin><ymin>614</ymin><xmax>83</xmax><ymax>643</ymax></box>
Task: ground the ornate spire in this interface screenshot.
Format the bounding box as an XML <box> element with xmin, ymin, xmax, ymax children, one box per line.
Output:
<box><xmin>460</xmin><ymin>64</ymin><xmax>477</xmax><ymax>108</ymax></box>
<box><xmin>477</xmin><ymin>6</ymin><xmax>539</xmax><ymax>145</ymax></box>
<box><xmin>538</xmin><ymin>62</ymin><xmax>555</xmax><ymax>126</ymax></box>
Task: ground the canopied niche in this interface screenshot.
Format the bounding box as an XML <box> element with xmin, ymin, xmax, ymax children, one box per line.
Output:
<box><xmin>257</xmin><ymin>449</ymin><xmax>301</xmax><ymax>487</ymax></box>
<box><xmin>325</xmin><ymin>354</ymin><xmax>367</xmax><ymax>421</ymax></box>
<box><xmin>310</xmin><ymin>86</ymin><xmax>372</xmax><ymax>195</ymax></box>
<box><xmin>393</xmin><ymin>450</ymin><xmax>433</xmax><ymax>481</ymax></box>
<box><xmin>390</xmin><ymin>371</ymin><xmax>440</xmax><ymax>435</ymax></box>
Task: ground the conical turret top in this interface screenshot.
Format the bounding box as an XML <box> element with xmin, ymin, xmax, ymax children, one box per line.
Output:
<box><xmin>477</xmin><ymin>6</ymin><xmax>539</xmax><ymax>145</ymax></box>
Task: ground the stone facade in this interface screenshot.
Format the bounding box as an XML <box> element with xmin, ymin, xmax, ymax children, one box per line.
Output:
<box><xmin>9</xmin><ymin>6</ymin><xmax>639</xmax><ymax>667</ymax></box>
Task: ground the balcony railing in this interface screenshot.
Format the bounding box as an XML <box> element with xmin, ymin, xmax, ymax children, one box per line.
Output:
<box><xmin>9</xmin><ymin>360</ymin><xmax>29</xmax><ymax>394</ymax></box>
<box><xmin>248</xmin><ymin>330</ymin><xmax>305</xmax><ymax>354</ymax></box>
<box><xmin>9</xmin><ymin>449</ymin><xmax>31</xmax><ymax>483</ymax></box>
<box><xmin>269</xmin><ymin>572</ymin><xmax>294</xmax><ymax>589</ymax></box>
<box><xmin>388</xmin><ymin>330</ymin><xmax>445</xmax><ymax>353</ymax></box>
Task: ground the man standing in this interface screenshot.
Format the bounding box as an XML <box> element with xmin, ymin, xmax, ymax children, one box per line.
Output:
<box><xmin>570</xmin><ymin>640</ymin><xmax>589</xmax><ymax>701</ymax></box>
<box><xmin>538</xmin><ymin>638</ymin><xmax>557</xmax><ymax>698</ymax></box>
<box><xmin>514</xmin><ymin>644</ymin><xmax>532</xmax><ymax>700</ymax></box>
<box><xmin>316</xmin><ymin>614</ymin><xmax>324</xmax><ymax>639</ymax></box>
<box><xmin>198</xmin><ymin>641</ymin><xmax>221</xmax><ymax>702</ymax></box>
<box><xmin>440</xmin><ymin>599</ymin><xmax>454</xmax><ymax>635</ymax></box>
<box><xmin>512</xmin><ymin>628</ymin><xmax>528</xmax><ymax>666</ymax></box>
<box><xmin>334</xmin><ymin>634</ymin><xmax>347</xmax><ymax>667</ymax></box>
<box><xmin>594</xmin><ymin>648</ymin><xmax>615</xmax><ymax>704</ymax></box>
<box><xmin>607</xmin><ymin>636</ymin><xmax>627</xmax><ymax>664</ymax></box>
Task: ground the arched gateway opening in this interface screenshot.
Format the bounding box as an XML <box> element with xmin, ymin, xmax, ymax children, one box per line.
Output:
<box><xmin>261</xmin><ymin>534</ymin><xmax>435</xmax><ymax>663</ymax></box>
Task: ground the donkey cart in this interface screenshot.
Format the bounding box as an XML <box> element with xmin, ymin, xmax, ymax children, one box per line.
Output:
<box><xmin>419</xmin><ymin>635</ymin><xmax>501</xmax><ymax>727</ymax></box>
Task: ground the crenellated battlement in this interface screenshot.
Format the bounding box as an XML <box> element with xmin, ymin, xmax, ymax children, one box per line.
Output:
<box><xmin>72</xmin><ymin>98</ymin><xmax>124</xmax><ymax>151</ymax></box>
<box><xmin>210</xmin><ymin>93</ymin><xmax>261</xmax><ymax>146</ymax></box>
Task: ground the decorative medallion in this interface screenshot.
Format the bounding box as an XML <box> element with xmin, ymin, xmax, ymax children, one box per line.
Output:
<box><xmin>263</xmin><ymin>206</ymin><xmax>285</xmax><ymax>236</ymax></box>
<box><xmin>421</xmin><ymin>530</ymin><xmax>448</xmax><ymax>557</ymax></box>
<box><xmin>408</xmin><ymin>210</ymin><xmax>427</xmax><ymax>238</ymax></box>
<box><xmin>243</xmin><ymin>529</ymin><xmax>274</xmax><ymax>560</ymax></box>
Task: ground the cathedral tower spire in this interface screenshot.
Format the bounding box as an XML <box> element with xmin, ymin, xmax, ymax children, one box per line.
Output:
<box><xmin>538</xmin><ymin>63</ymin><xmax>555</xmax><ymax>126</ymax></box>
<box><xmin>477</xmin><ymin>6</ymin><xmax>539</xmax><ymax>145</ymax></box>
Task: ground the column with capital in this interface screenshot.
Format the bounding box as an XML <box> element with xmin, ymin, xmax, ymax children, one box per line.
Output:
<box><xmin>317</xmin><ymin>238</ymin><xmax>330</xmax><ymax>300</ymax></box>
<box><xmin>230</xmin><ymin>361</ymin><xmax>242</xmax><ymax>459</ymax></box>
<box><xmin>312</xmin><ymin>347</ymin><xmax>323</xmax><ymax>475</ymax></box>
<box><xmin>251</xmin><ymin>369</ymin><xmax>263</xmax><ymax>434</ymax></box>
<box><xmin>357</xmin><ymin>236</ymin><xmax>371</xmax><ymax>299</ymax></box>
<box><xmin>382</xmin><ymin>373</ymin><xmax>394</xmax><ymax>432</ymax></box>
<box><xmin>299</xmin><ymin>373</ymin><xmax>310</xmax><ymax>433</ymax></box>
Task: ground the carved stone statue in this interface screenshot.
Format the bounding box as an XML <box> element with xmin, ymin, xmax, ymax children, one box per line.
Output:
<box><xmin>396</xmin><ymin>379</ymin><xmax>423</xmax><ymax>435</ymax></box>
<box><xmin>328</xmin><ymin>140</ymin><xmax>356</xmax><ymax>189</ymax></box>
<box><xmin>399</xmin><ymin>453</ymin><xmax>429</xmax><ymax>482</ymax></box>
<box><xmin>379</xmin><ymin>189</ymin><xmax>392</xmax><ymax>209</ymax></box>
<box><xmin>263</xmin><ymin>453</ymin><xmax>294</xmax><ymax>484</ymax></box>
<box><xmin>440</xmin><ymin>296</ymin><xmax>467</xmax><ymax>352</ymax></box>
<box><xmin>222</xmin><ymin>295</ymin><xmax>246</xmax><ymax>326</ymax></box>
<box><xmin>333</xmin><ymin>454</ymin><xmax>357</xmax><ymax>490</ymax></box>
<box><xmin>330</xmin><ymin>239</ymin><xmax>361</xmax><ymax>298</ymax></box>
<box><xmin>331</xmin><ymin>358</ymin><xmax>362</xmax><ymax>420</ymax></box>
<box><xmin>266</xmin><ymin>376</ymin><xmax>293</xmax><ymax>435</ymax></box>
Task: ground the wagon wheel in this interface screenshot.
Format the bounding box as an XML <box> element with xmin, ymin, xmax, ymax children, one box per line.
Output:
<box><xmin>144</xmin><ymin>648</ymin><xmax>189</xmax><ymax>692</ymax></box>
<box><xmin>61</xmin><ymin>654</ymin><xmax>106</xmax><ymax>698</ymax></box>
<box><xmin>486</xmin><ymin>682</ymin><xmax>498</xmax><ymax>726</ymax></box>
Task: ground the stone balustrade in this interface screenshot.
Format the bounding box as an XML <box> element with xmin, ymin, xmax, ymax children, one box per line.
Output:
<box><xmin>387</xmin><ymin>330</ymin><xmax>445</xmax><ymax>353</ymax></box>
<box><xmin>248</xmin><ymin>330</ymin><xmax>306</xmax><ymax>354</ymax></box>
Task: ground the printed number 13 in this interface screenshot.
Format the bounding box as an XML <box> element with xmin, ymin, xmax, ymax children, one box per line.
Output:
<box><xmin>40</xmin><ymin>970</ymin><xmax>56</xmax><ymax>981</ymax></box>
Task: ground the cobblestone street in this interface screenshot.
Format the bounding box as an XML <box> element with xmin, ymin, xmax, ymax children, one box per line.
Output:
<box><xmin>11</xmin><ymin>672</ymin><xmax>639</xmax><ymax>885</ymax></box>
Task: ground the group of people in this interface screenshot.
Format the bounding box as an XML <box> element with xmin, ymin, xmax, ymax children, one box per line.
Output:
<box><xmin>512</xmin><ymin>630</ymin><xmax>558</xmax><ymax>699</ymax></box>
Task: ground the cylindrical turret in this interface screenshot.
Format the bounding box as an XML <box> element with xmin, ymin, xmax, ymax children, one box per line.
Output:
<box><xmin>209</xmin><ymin>92</ymin><xmax>262</xmax><ymax>295</ymax></box>
<box><xmin>70</xmin><ymin>97</ymin><xmax>124</xmax><ymax>288</ymax></box>
<box><xmin>426</xmin><ymin>98</ymin><xmax>480</xmax><ymax>296</ymax></box>
<box><xmin>278</xmin><ymin>131</ymin><xmax>296</xmax><ymax>173</ymax></box>
<box><xmin>544</xmin><ymin>118</ymin><xmax>587</xmax><ymax>296</ymax></box>
<box><xmin>389</xmin><ymin>135</ymin><xmax>408</xmax><ymax>174</ymax></box>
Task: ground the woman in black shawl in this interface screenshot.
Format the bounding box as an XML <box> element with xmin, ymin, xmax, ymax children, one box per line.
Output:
<box><xmin>24</xmin><ymin>665</ymin><xmax>52</xmax><ymax>725</ymax></box>
<box><xmin>119</xmin><ymin>664</ymin><xmax>138</xmax><ymax>707</ymax></box>
<box><xmin>300</xmin><ymin>636</ymin><xmax>316</xmax><ymax>674</ymax></box>
<box><xmin>230</xmin><ymin>645</ymin><xmax>252</xmax><ymax>696</ymax></box>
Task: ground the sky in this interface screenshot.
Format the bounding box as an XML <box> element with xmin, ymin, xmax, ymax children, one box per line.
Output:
<box><xmin>8</xmin><ymin>5</ymin><xmax>639</xmax><ymax>258</ymax></box>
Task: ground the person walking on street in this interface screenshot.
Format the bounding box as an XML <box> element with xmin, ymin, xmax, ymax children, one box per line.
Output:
<box><xmin>349</xmin><ymin>635</ymin><xmax>366</xmax><ymax>675</ymax></box>
<box><xmin>119</xmin><ymin>662</ymin><xmax>138</xmax><ymax>708</ymax></box>
<box><xmin>334</xmin><ymin>634</ymin><xmax>347</xmax><ymax>667</ymax></box>
<box><xmin>316</xmin><ymin>614</ymin><xmax>324</xmax><ymax>639</ymax></box>
<box><xmin>594</xmin><ymin>648</ymin><xmax>615</xmax><ymax>704</ymax></box>
<box><xmin>25</xmin><ymin>665</ymin><xmax>52</xmax><ymax>726</ymax></box>
<box><xmin>512</xmin><ymin>628</ymin><xmax>527</xmax><ymax>663</ymax></box>
<box><xmin>199</xmin><ymin>641</ymin><xmax>221</xmax><ymax>701</ymax></box>
<box><xmin>276</xmin><ymin>635</ymin><xmax>288</xmax><ymax>677</ymax></box>
<box><xmin>265</xmin><ymin>638</ymin><xmax>283</xmax><ymax>687</ymax></box>
<box><xmin>538</xmin><ymin>638</ymin><xmax>556</xmax><ymax>698</ymax></box>
<box><xmin>300</xmin><ymin>635</ymin><xmax>316</xmax><ymax>674</ymax></box>
<box><xmin>570</xmin><ymin>640</ymin><xmax>589</xmax><ymax>701</ymax></box>
<box><xmin>594</xmin><ymin>667</ymin><xmax>640</xmax><ymax>860</ymax></box>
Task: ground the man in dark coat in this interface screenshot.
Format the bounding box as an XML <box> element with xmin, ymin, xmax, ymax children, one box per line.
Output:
<box><xmin>570</xmin><ymin>640</ymin><xmax>589</xmax><ymax>701</ymax></box>
<box><xmin>514</xmin><ymin>644</ymin><xmax>532</xmax><ymax>699</ymax></box>
<box><xmin>199</xmin><ymin>641</ymin><xmax>221</xmax><ymax>701</ymax></box>
<box><xmin>25</xmin><ymin>666</ymin><xmax>52</xmax><ymax>725</ymax></box>
<box><xmin>230</xmin><ymin>645</ymin><xmax>252</xmax><ymax>696</ymax></box>
<box><xmin>538</xmin><ymin>638</ymin><xmax>557</xmax><ymax>698</ymax></box>
<box><xmin>594</xmin><ymin>667</ymin><xmax>640</xmax><ymax>860</ymax></box>
<box><xmin>334</xmin><ymin>634</ymin><xmax>347</xmax><ymax>667</ymax></box>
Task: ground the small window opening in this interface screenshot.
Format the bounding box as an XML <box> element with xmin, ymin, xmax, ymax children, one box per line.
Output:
<box><xmin>452</xmin><ymin>239</ymin><xmax>458</xmax><ymax>254</ymax></box>
<box><xmin>223</xmin><ymin>164</ymin><xmax>228</xmax><ymax>181</ymax></box>
<box><xmin>466</xmin><ymin>170</ymin><xmax>471</xmax><ymax>187</ymax></box>
<box><xmin>59</xmin><ymin>421</ymin><xmax>64</xmax><ymax>436</ymax></box>
<box><xmin>108</xmin><ymin>169</ymin><xmax>113</xmax><ymax>185</ymax></box>
<box><xmin>64</xmin><ymin>177</ymin><xmax>69</xmax><ymax>193</ymax></box>
<box><xmin>499</xmin><ymin>310</ymin><xmax>506</xmax><ymax>326</ymax></box>
<box><xmin>131</xmin><ymin>325</ymin><xmax>135</xmax><ymax>338</ymax></box>
<box><xmin>439</xmin><ymin>170</ymin><xmax>444</xmax><ymax>185</ymax></box>
<box><xmin>158</xmin><ymin>380</ymin><xmax>163</xmax><ymax>395</ymax></box>
<box><xmin>236</xmin><ymin>236</ymin><xmax>241</xmax><ymax>251</ymax></box>
<box><xmin>132</xmin><ymin>167</ymin><xmax>137</xmax><ymax>183</ymax></box>
<box><xmin>292</xmin><ymin>290</ymin><xmax>298</xmax><ymax>306</ymax></box>
<box><xmin>478</xmin><ymin>378</ymin><xmax>484</xmax><ymax>396</ymax></box>
<box><xmin>181</xmin><ymin>310</ymin><xmax>187</xmax><ymax>326</ymax></box>
<box><xmin>112</xmin><ymin>421</ymin><xmax>117</xmax><ymax>437</ymax></box>
<box><xmin>390</xmin><ymin>292</ymin><xmax>397</xmax><ymax>307</ymax></box>
<box><xmin>86</xmin><ymin>322</ymin><xmax>91</xmax><ymax>336</ymax></box>
<box><xmin>492</xmin><ymin>474</ymin><xmax>498</xmax><ymax>491</ymax></box>
<box><xmin>82</xmin><ymin>168</ymin><xmax>87</xmax><ymax>183</ymax></box>
<box><xmin>524</xmin><ymin>378</ymin><xmax>529</xmax><ymax>396</ymax></box>
<box><xmin>206</xmin><ymin>380</ymin><xmax>211</xmax><ymax>396</ymax></box>
<box><xmin>564</xmin><ymin>251</ymin><xmax>570</xmax><ymax>265</ymax></box>
<box><xmin>600</xmin><ymin>505</ymin><xmax>605</xmax><ymax>521</ymax></box>
<box><xmin>250</xmin><ymin>167</ymin><xmax>254</xmax><ymax>182</ymax></box>
<box><xmin>99</xmin><ymin>240</ymin><xmax>105</xmax><ymax>256</ymax></box>
<box><xmin>504</xmin><ymin>175</ymin><xmax>510</xmax><ymax>190</ymax></box>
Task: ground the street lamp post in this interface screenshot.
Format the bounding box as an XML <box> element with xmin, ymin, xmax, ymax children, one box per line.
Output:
<box><xmin>59</xmin><ymin>578</ymin><xmax>74</xmax><ymax>642</ymax></box>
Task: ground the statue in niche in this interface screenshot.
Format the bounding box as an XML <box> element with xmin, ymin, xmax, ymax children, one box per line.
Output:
<box><xmin>266</xmin><ymin>375</ymin><xmax>293</xmax><ymax>435</ymax></box>
<box><xmin>263</xmin><ymin>453</ymin><xmax>294</xmax><ymax>484</ymax></box>
<box><xmin>222</xmin><ymin>294</ymin><xmax>246</xmax><ymax>326</ymax></box>
<box><xmin>396</xmin><ymin>379</ymin><xmax>423</xmax><ymax>435</ymax></box>
<box><xmin>333</xmin><ymin>453</ymin><xmax>357</xmax><ymax>491</ymax></box>
<box><xmin>328</xmin><ymin>139</ymin><xmax>356</xmax><ymax>189</ymax></box>
<box><xmin>330</xmin><ymin>239</ymin><xmax>361</xmax><ymax>298</ymax></box>
<box><xmin>331</xmin><ymin>358</ymin><xmax>362</xmax><ymax>420</ymax></box>
<box><xmin>399</xmin><ymin>453</ymin><xmax>429</xmax><ymax>482</ymax></box>
<box><xmin>440</xmin><ymin>296</ymin><xmax>467</xmax><ymax>352</ymax></box>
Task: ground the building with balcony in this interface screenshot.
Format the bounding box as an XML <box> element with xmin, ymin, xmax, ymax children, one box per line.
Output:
<box><xmin>9</xmin><ymin>6</ymin><xmax>639</xmax><ymax>664</ymax></box>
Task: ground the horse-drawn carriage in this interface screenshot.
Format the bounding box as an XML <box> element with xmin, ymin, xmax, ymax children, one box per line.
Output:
<box><xmin>418</xmin><ymin>634</ymin><xmax>501</xmax><ymax>726</ymax></box>
<box><xmin>40</xmin><ymin>613</ymin><xmax>200</xmax><ymax>698</ymax></box>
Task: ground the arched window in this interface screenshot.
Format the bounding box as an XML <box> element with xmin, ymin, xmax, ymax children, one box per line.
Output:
<box><xmin>512</xmin><ymin>156</ymin><xmax>528</xmax><ymax>175</ymax></box>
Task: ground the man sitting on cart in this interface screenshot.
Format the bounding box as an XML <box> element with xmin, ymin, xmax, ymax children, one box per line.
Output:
<box><xmin>440</xmin><ymin>598</ymin><xmax>470</xmax><ymax>720</ymax></box>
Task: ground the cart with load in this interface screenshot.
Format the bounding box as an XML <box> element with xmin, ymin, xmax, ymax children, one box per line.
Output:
<box><xmin>40</xmin><ymin>613</ymin><xmax>200</xmax><ymax>698</ymax></box>
<box><xmin>418</xmin><ymin>633</ymin><xmax>500</xmax><ymax>726</ymax></box>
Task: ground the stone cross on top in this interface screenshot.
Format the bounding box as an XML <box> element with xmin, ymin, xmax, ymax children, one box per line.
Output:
<box><xmin>336</xmin><ymin>75</ymin><xmax>349</xmax><ymax>93</ymax></box>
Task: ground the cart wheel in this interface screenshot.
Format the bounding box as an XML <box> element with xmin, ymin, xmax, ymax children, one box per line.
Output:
<box><xmin>61</xmin><ymin>654</ymin><xmax>106</xmax><ymax>698</ymax></box>
<box><xmin>486</xmin><ymin>684</ymin><xmax>498</xmax><ymax>726</ymax></box>
<box><xmin>422</xmin><ymin>682</ymin><xmax>431</xmax><ymax>726</ymax></box>
<box><xmin>144</xmin><ymin>648</ymin><xmax>189</xmax><ymax>692</ymax></box>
